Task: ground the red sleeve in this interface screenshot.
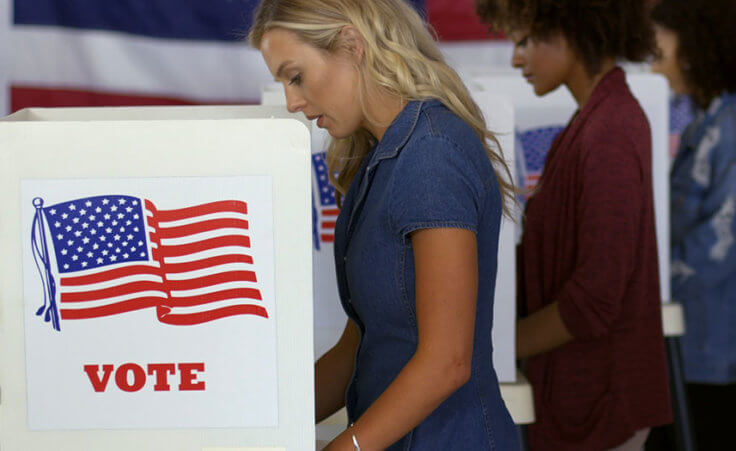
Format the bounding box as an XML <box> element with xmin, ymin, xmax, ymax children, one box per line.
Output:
<box><xmin>556</xmin><ymin>131</ymin><xmax>645</xmax><ymax>339</ymax></box>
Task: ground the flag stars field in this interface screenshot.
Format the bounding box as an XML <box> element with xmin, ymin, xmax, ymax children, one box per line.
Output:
<box><xmin>45</xmin><ymin>195</ymin><xmax>149</xmax><ymax>273</ymax></box>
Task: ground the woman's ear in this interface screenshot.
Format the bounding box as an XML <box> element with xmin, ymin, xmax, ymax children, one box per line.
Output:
<box><xmin>339</xmin><ymin>25</ymin><xmax>365</xmax><ymax>64</ymax></box>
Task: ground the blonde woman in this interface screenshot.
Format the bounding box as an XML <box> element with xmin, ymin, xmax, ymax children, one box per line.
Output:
<box><xmin>250</xmin><ymin>0</ymin><xmax>519</xmax><ymax>449</ymax></box>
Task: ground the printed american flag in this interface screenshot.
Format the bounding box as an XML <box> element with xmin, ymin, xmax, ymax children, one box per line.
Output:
<box><xmin>516</xmin><ymin>126</ymin><xmax>565</xmax><ymax>194</ymax></box>
<box><xmin>669</xmin><ymin>95</ymin><xmax>696</xmax><ymax>159</ymax></box>
<box><xmin>313</xmin><ymin>152</ymin><xmax>338</xmax><ymax>248</ymax></box>
<box><xmin>42</xmin><ymin>195</ymin><xmax>267</xmax><ymax>326</ymax></box>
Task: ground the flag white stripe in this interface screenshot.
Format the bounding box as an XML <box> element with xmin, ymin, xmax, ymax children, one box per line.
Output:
<box><xmin>159</xmin><ymin>228</ymin><xmax>250</xmax><ymax>246</ymax></box>
<box><xmin>170</xmin><ymin>281</ymin><xmax>260</xmax><ymax>297</ymax></box>
<box><xmin>59</xmin><ymin>290</ymin><xmax>168</xmax><ymax>309</ymax></box>
<box><xmin>156</xmin><ymin>211</ymin><xmax>249</xmax><ymax>228</ymax></box>
<box><xmin>55</xmin><ymin>259</ymin><xmax>160</xmax><ymax>277</ymax></box>
<box><xmin>10</xmin><ymin>25</ymin><xmax>271</xmax><ymax>102</ymax></box>
<box><xmin>60</xmin><ymin>274</ymin><xmax>164</xmax><ymax>292</ymax></box>
<box><xmin>9</xmin><ymin>26</ymin><xmax>514</xmax><ymax>107</ymax></box>
<box><xmin>165</xmin><ymin>262</ymin><xmax>255</xmax><ymax>280</ymax></box>
<box><xmin>439</xmin><ymin>41</ymin><xmax>514</xmax><ymax>74</ymax></box>
<box><xmin>163</xmin><ymin>246</ymin><xmax>253</xmax><ymax>263</ymax></box>
<box><xmin>165</xmin><ymin>297</ymin><xmax>265</xmax><ymax>315</ymax></box>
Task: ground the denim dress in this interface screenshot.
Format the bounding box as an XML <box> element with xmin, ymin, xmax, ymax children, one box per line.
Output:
<box><xmin>333</xmin><ymin>100</ymin><xmax>519</xmax><ymax>450</ymax></box>
<box><xmin>671</xmin><ymin>93</ymin><xmax>736</xmax><ymax>383</ymax></box>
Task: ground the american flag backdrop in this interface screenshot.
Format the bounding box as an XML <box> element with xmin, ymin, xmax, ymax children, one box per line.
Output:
<box><xmin>32</xmin><ymin>194</ymin><xmax>267</xmax><ymax>331</ymax></box>
<box><xmin>2</xmin><ymin>0</ymin><xmax>509</xmax><ymax>115</ymax></box>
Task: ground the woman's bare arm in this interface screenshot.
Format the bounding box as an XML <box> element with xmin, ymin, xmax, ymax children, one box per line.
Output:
<box><xmin>324</xmin><ymin>228</ymin><xmax>478</xmax><ymax>450</ymax></box>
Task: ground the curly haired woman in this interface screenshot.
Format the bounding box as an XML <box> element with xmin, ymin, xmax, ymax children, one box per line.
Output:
<box><xmin>476</xmin><ymin>1</ymin><xmax>673</xmax><ymax>449</ymax></box>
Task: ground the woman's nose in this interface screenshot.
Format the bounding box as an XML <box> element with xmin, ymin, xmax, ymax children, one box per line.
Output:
<box><xmin>511</xmin><ymin>48</ymin><xmax>524</xmax><ymax>69</ymax></box>
<box><xmin>285</xmin><ymin>88</ymin><xmax>307</xmax><ymax>114</ymax></box>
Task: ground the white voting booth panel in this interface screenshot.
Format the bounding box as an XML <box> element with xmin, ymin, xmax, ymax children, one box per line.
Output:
<box><xmin>471</xmin><ymin>73</ymin><xmax>672</xmax><ymax>304</ymax></box>
<box><xmin>263</xmin><ymin>84</ymin><xmax>518</xmax><ymax>383</ymax></box>
<box><xmin>0</xmin><ymin>106</ymin><xmax>315</xmax><ymax>451</ymax></box>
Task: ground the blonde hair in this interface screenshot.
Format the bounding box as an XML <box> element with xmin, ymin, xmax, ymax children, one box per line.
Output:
<box><xmin>249</xmin><ymin>0</ymin><xmax>516</xmax><ymax>216</ymax></box>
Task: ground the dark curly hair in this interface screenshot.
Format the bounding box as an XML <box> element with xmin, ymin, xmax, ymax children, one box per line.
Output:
<box><xmin>475</xmin><ymin>0</ymin><xmax>657</xmax><ymax>76</ymax></box>
<box><xmin>651</xmin><ymin>0</ymin><xmax>736</xmax><ymax>108</ymax></box>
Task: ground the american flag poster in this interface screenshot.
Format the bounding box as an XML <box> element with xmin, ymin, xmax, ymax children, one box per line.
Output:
<box><xmin>515</xmin><ymin>125</ymin><xmax>564</xmax><ymax>198</ymax></box>
<box><xmin>21</xmin><ymin>175</ymin><xmax>278</xmax><ymax>430</ymax></box>
<box><xmin>312</xmin><ymin>152</ymin><xmax>338</xmax><ymax>249</ymax></box>
<box><xmin>309</xmin><ymin>128</ymin><xmax>349</xmax><ymax>359</ymax></box>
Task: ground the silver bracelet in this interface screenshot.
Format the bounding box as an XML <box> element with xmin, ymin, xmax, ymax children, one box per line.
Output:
<box><xmin>349</xmin><ymin>423</ymin><xmax>361</xmax><ymax>451</ymax></box>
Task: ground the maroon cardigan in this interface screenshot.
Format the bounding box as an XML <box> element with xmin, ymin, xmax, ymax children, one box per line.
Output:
<box><xmin>519</xmin><ymin>68</ymin><xmax>672</xmax><ymax>450</ymax></box>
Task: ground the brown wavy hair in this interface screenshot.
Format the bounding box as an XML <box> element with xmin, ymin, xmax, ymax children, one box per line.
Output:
<box><xmin>475</xmin><ymin>0</ymin><xmax>657</xmax><ymax>76</ymax></box>
<box><xmin>651</xmin><ymin>0</ymin><xmax>736</xmax><ymax>108</ymax></box>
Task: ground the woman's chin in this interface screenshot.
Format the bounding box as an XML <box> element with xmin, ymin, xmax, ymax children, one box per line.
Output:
<box><xmin>533</xmin><ymin>84</ymin><xmax>556</xmax><ymax>98</ymax></box>
<box><xmin>326</xmin><ymin>128</ymin><xmax>350</xmax><ymax>139</ymax></box>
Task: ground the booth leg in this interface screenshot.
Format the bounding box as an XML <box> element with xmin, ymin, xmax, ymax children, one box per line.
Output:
<box><xmin>667</xmin><ymin>337</ymin><xmax>696</xmax><ymax>451</ymax></box>
<box><xmin>518</xmin><ymin>425</ymin><xmax>530</xmax><ymax>451</ymax></box>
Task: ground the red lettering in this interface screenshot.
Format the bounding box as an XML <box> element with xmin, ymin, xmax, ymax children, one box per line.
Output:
<box><xmin>115</xmin><ymin>363</ymin><xmax>146</xmax><ymax>392</ymax></box>
<box><xmin>178</xmin><ymin>362</ymin><xmax>206</xmax><ymax>391</ymax></box>
<box><xmin>83</xmin><ymin>364</ymin><xmax>114</xmax><ymax>392</ymax></box>
<box><xmin>84</xmin><ymin>362</ymin><xmax>207</xmax><ymax>392</ymax></box>
<box><xmin>147</xmin><ymin>363</ymin><xmax>176</xmax><ymax>391</ymax></box>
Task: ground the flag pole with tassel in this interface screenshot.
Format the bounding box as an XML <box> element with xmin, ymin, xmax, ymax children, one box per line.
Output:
<box><xmin>31</xmin><ymin>197</ymin><xmax>60</xmax><ymax>331</ymax></box>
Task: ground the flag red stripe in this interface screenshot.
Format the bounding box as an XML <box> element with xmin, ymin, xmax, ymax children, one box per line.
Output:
<box><xmin>60</xmin><ymin>265</ymin><xmax>161</xmax><ymax>286</ymax></box>
<box><xmin>321</xmin><ymin>221</ymin><xmax>336</xmax><ymax>229</ymax></box>
<box><xmin>146</xmin><ymin>200</ymin><xmax>248</xmax><ymax>221</ymax></box>
<box><xmin>60</xmin><ymin>297</ymin><xmax>161</xmax><ymax>319</ymax></box>
<box><xmin>323</xmin><ymin>209</ymin><xmax>340</xmax><ymax>216</ymax></box>
<box><xmin>156</xmin><ymin>218</ymin><xmax>249</xmax><ymax>238</ymax></box>
<box><xmin>321</xmin><ymin>234</ymin><xmax>334</xmax><ymax>243</ymax></box>
<box><xmin>167</xmin><ymin>271</ymin><xmax>257</xmax><ymax>290</ymax></box>
<box><xmin>159</xmin><ymin>304</ymin><xmax>269</xmax><ymax>325</ymax></box>
<box><xmin>426</xmin><ymin>0</ymin><xmax>505</xmax><ymax>41</ymax></box>
<box><xmin>61</xmin><ymin>281</ymin><xmax>163</xmax><ymax>302</ymax></box>
<box><xmin>164</xmin><ymin>254</ymin><xmax>254</xmax><ymax>273</ymax></box>
<box><xmin>169</xmin><ymin>288</ymin><xmax>263</xmax><ymax>307</ymax></box>
<box><xmin>10</xmin><ymin>85</ymin><xmax>200</xmax><ymax>113</ymax></box>
<box><xmin>154</xmin><ymin>235</ymin><xmax>251</xmax><ymax>257</ymax></box>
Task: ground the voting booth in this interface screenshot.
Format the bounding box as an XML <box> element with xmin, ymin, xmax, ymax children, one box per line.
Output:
<box><xmin>262</xmin><ymin>84</ymin><xmax>520</xmax><ymax>384</ymax></box>
<box><xmin>0</xmin><ymin>106</ymin><xmax>315</xmax><ymax>451</ymax></box>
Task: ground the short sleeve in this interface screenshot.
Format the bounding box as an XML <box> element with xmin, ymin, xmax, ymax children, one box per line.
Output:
<box><xmin>388</xmin><ymin>135</ymin><xmax>490</xmax><ymax>238</ymax></box>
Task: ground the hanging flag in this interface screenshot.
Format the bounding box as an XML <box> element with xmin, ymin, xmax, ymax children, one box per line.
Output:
<box><xmin>669</xmin><ymin>95</ymin><xmax>696</xmax><ymax>159</ymax></box>
<box><xmin>31</xmin><ymin>194</ymin><xmax>267</xmax><ymax>330</ymax></box>
<box><xmin>312</xmin><ymin>152</ymin><xmax>338</xmax><ymax>248</ymax></box>
<box><xmin>516</xmin><ymin>125</ymin><xmax>565</xmax><ymax>194</ymax></box>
